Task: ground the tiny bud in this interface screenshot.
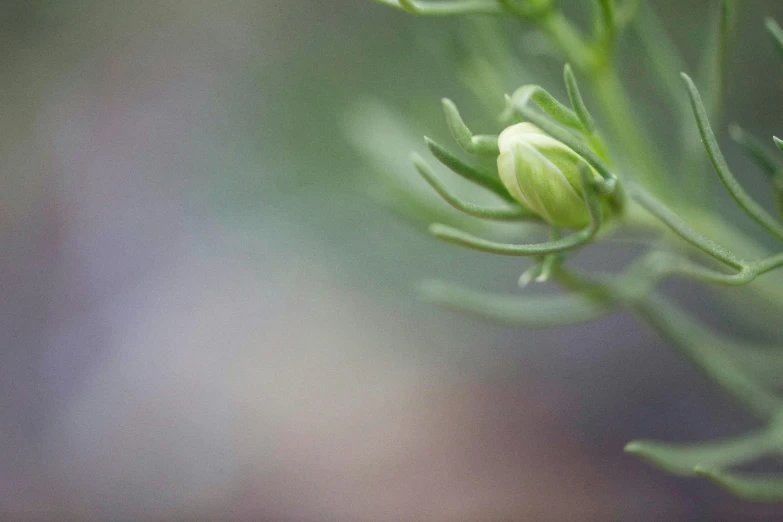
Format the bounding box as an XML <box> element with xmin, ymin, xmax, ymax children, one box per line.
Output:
<box><xmin>497</xmin><ymin>123</ymin><xmax>600</xmax><ymax>229</ymax></box>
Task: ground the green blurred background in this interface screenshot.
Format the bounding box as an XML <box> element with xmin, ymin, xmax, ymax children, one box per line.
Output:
<box><xmin>0</xmin><ymin>1</ymin><xmax>782</xmax><ymax>519</ymax></box>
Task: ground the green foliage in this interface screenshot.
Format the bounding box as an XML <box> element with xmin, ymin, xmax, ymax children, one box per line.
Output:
<box><xmin>360</xmin><ymin>0</ymin><xmax>783</xmax><ymax>502</ymax></box>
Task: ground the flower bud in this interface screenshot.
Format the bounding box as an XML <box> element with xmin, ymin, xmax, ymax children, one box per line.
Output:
<box><xmin>497</xmin><ymin>122</ymin><xmax>598</xmax><ymax>229</ymax></box>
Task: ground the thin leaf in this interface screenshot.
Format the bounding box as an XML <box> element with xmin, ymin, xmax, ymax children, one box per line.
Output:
<box><xmin>681</xmin><ymin>74</ymin><xmax>783</xmax><ymax>242</ymax></box>
<box><xmin>506</xmin><ymin>84</ymin><xmax>584</xmax><ymax>132</ymax></box>
<box><xmin>625</xmin><ymin>429</ymin><xmax>775</xmax><ymax>477</ymax></box>
<box><xmin>420</xmin><ymin>280</ymin><xmax>614</xmax><ymax>326</ymax></box>
<box><xmin>696</xmin><ymin>468</ymin><xmax>783</xmax><ymax>503</ymax></box>
<box><xmin>509</xmin><ymin>101</ymin><xmax>616</xmax><ymax>188</ymax></box>
<box><xmin>441</xmin><ymin>98</ymin><xmax>500</xmax><ymax>156</ymax></box>
<box><xmin>633</xmin><ymin>2</ymin><xmax>689</xmax><ymax>108</ymax></box>
<box><xmin>729</xmin><ymin>124</ymin><xmax>783</xmax><ymax>179</ymax></box>
<box><xmin>634</xmin><ymin>293</ymin><xmax>783</xmax><ymax>419</ymax></box>
<box><xmin>767</xmin><ymin>17</ymin><xmax>783</xmax><ymax>57</ymax></box>
<box><xmin>430</xmin><ymin>166</ymin><xmax>604</xmax><ymax>255</ymax></box>
<box><xmin>594</xmin><ymin>0</ymin><xmax>617</xmax><ymax>51</ymax></box>
<box><xmin>698</xmin><ymin>0</ymin><xmax>736</xmax><ymax>123</ymax></box>
<box><xmin>412</xmin><ymin>153</ymin><xmax>535</xmax><ymax>220</ymax></box>
<box><xmin>425</xmin><ymin>137</ymin><xmax>513</xmax><ymax>202</ymax></box>
<box><xmin>563</xmin><ymin>64</ymin><xmax>596</xmax><ymax>134</ymax></box>
<box><xmin>629</xmin><ymin>184</ymin><xmax>742</xmax><ymax>268</ymax></box>
<box><xmin>370</xmin><ymin>0</ymin><xmax>504</xmax><ymax>16</ymax></box>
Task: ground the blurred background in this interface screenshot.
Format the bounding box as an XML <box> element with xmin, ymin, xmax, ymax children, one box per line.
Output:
<box><xmin>1</xmin><ymin>0</ymin><xmax>783</xmax><ymax>520</ymax></box>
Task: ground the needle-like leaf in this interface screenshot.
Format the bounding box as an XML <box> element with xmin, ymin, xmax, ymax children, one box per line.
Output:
<box><xmin>563</xmin><ymin>64</ymin><xmax>596</xmax><ymax>134</ymax></box>
<box><xmin>441</xmin><ymin>98</ymin><xmax>500</xmax><ymax>156</ymax></box>
<box><xmin>629</xmin><ymin>184</ymin><xmax>742</xmax><ymax>268</ymax></box>
<box><xmin>506</xmin><ymin>84</ymin><xmax>584</xmax><ymax>132</ymax></box>
<box><xmin>420</xmin><ymin>280</ymin><xmax>614</xmax><ymax>326</ymax></box>
<box><xmin>371</xmin><ymin>0</ymin><xmax>504</xmax><ymax>16</ymax></box>
<box><xmin>696</xmin><ymin>469</ymin><xmax>783</xmax><ymax>503</ymax></box>
<box><xmin>615</xmin><ymin>0</ymin><xmax>641</xmax><ymax>28</ymax></box>
<box><xmin>594</xmin><ymin>0</ymin><xmax>618</xmax><ymax>53</ymax></box>
<box><xmin>633</xmin><ymin>2</ymin><xmax>689</xmax><ymax>108</ymax></box>
<box><xmin>430</xmin><ymin>166</ymin><xmax>604</xmax><ymax>255</ymax></box>
<box><xmin>634</xmin><ymin>293</ymin><xmax>783</xmax><ymax>419</ymax></box>
<box><xmin>412</xmin><ymin>153</ymin><xmax>535</xmax><ymax>220</ymax></box>
<box><xmin>425</xmin><ymin>137</ymin><xmax>512</xmax><ymax>201</ymax></box>
<box><xmin>729</xmin><ymin>124</ymin><xmax>783</xmax><ymax>179</ymax></box>
<box><xmin>626</xmin><ymin>429</ymin><xmax>776</xmax><ymax>477</ymax></box>
<box><xmin>510</xmin><ymin>101</ymin><xmax>616</xmax><ymax>190</ymax></box>
<box><xmin>698</xmin><ymin>0</ymin><xmax>736</xmax><ymax>123</ymax></box>
<box><xmin>682</xmin><ymin>73</ymin><xmax>783</xmax><ymax>242</ymax></box>
<box><xmin>767</xmin><ymin>17</ymin><xmax>783</xmax><ymax>57</ymax></box>
<box><xmin>497</xmin><ymin>0</ymin><xmax>553</xmax><ymax>20</ymax></box>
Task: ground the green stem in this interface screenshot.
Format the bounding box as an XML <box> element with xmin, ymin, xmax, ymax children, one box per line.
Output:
<box><xmin>590</xmin><ymin>67</ymin><xmax>668</xmax><ymax>195</ymax></box>
<box><xmin>539</xmin><ymin>11</ymin><xmax>594</xmax><ymax>72</ymax></box>
<box><xmin>538</xmin><ymin>11</ymin><xmax>670</xmax><ymax>198</ymax></box>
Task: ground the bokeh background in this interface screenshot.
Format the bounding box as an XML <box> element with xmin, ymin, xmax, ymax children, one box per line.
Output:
<box><xmin>1</xmin><ymin>1</ymin><xmax>783</xmax><ymax>520</ymax></box>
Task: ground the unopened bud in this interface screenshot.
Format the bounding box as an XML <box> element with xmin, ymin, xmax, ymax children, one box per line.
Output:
<box><xmin>497</xmin><ymin>122</ymin><xmax>599</xmax><ymax>229</ymax></box>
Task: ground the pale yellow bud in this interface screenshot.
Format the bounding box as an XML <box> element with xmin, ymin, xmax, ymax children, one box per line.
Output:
<box><xmin>497</xmin><ymin>123</ymin><xmax>599</xmax><ymax>229</ymax></box>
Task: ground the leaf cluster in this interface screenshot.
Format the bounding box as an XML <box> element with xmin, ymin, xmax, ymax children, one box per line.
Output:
<box><xmin>366</xmin><ymin>0</ymin><xmax>783</xmax><ymax>502</ymax></box>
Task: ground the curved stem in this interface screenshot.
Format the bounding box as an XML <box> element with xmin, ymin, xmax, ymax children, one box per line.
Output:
<box><xmin>590</xmin><ymin>66</ymin><xmax>668</xmax><ymax>194</ymax></box>
<box><xmin>661</xmin><ymin>257</ymin><xmax>753</xmax><ymax>286</ymax></box>
<box><xmin>686</xmin><ymin>254</ymin><xmax>783</xmax><ymax>286</ymax></box>
<box><xmin>682</xmin><ymin>254</ymin><xmax>783</xmax><ymax>286</ymax></box>
<box><xmin>593</xmin><ymin>0</ymin><xmax>618</xmax><ymax>66</ymax></box>
<box><xmin>538</xmin><ymin>10</ymin><xmax>593</xmax><ymax>72</ymax></box>
<box><xmin>633</xmin><ymin>2</ymin><xmax>689</xmax><ymax>109</ymax></box>
<box><xmin>535</xmin><ymin>9</ymin><xmax>669</xmax><ymax>196</ymax></box>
